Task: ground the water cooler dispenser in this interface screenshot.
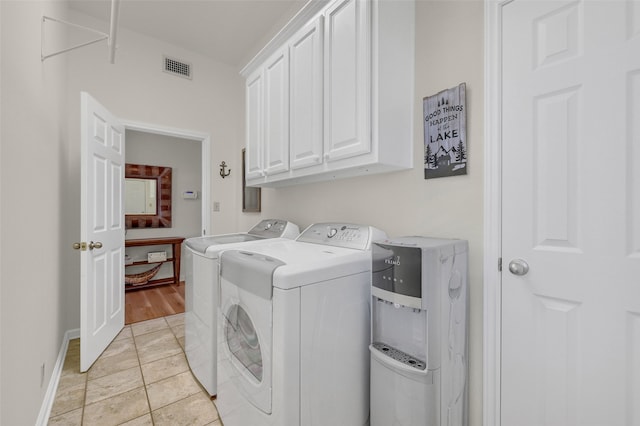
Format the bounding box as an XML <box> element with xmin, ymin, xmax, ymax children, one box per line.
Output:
<box><xmin>370</xmin><ymin>237</ymin><xmax>468</xmax><ymax>426</ymax></box>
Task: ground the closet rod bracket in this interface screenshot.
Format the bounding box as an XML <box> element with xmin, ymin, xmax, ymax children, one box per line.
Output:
<box><xmin>41</xmin><ymin>0</ymin><xmax>120</xmax><ymax>63</ymax></box>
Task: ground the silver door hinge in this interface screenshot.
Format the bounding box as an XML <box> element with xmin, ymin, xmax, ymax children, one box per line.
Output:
<box><xmin>498</xmin><ymin>257</ymin><xmax>502</xmax><ymax>271</ymax></box>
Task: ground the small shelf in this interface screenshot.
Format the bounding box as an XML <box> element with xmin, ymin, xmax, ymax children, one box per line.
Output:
<box><xmin>126</xmin><ymin>258</ymin><xmax>175</xmax><ymax>267</ymax></box>
<box><xmin>124</xmin><ymin>237</ymin><xmax>184</xmax><ymax>292</ymax></box>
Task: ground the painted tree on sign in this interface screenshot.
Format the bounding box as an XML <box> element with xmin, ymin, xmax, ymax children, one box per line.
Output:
<box><xmin>425</xmin><ymin>145</ymin><xmax>433</xmax><ymax>168</ymax></box>
<box><xmin>455</xmin><ymin>140</ymin><xmax>467</xmax><ymax>162</ymax></box>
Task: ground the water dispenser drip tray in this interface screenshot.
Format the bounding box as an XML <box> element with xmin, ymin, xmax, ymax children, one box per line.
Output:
<box><xmin>372</xmin><ymin>342</ymin><xmax>426</xmax><ymax>370</ymax></box>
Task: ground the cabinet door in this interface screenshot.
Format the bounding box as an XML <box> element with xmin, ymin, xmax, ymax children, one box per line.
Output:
<box><xmin>290</xmin><ymin>17</ymin><xmax>324</xmax><ymax>170</ymax></box>
<box><xmin>245</xmin><ymin>69</ymin><xmax>264</xmax><ymax>180</ymax></box>
<box><xmin>264</xmin><ymin>48</ymin><xmax>290</xmax><ymax>176</ymax></box>
<box><xmin>324</xmin><ymin>0</ymin><xmax>370</xmax><ymax>162</ymax></box>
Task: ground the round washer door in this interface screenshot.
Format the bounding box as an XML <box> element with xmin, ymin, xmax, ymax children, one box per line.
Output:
<box><xmin>220</xmin><ymin>276</ymin><xmax>273</xmax><ymax>415</ymax></box>
<box><xmin>225</xmin><ymin>303</ymin><xmax>264</xmax><ymax>381</ymax></box>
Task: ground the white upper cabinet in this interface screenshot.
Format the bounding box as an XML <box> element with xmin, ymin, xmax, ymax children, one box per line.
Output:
<box><xmin>323</xmin><ymin>0</ymin><xmax>370</xmax><ymax>162</ymax></box>
<box><xmin>245</xmin><ymin>69</ymin><xmax>264</xmax><ymax>180</ymax></box>
<box><xmin>241</xmin><ymin>0</ymin><xmax>415</xmax><ymax>187</ymax></box>
<box><xmin>290</xmin><ymin>17</ymin><xmax>325</xmax><ymax>170</ymax></box>
<box><xmin>263</xmin><ymin>47</ymin><xmax>290</xmax><ymax>176</ymax></box>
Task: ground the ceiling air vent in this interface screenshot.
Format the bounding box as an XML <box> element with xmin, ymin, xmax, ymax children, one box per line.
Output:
<box><xmin>163</xmin><ymin>56</ymin><xmax>192</xmax><ymax>79</ymax></box>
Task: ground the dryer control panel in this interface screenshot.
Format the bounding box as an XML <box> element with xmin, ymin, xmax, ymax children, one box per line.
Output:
<box><xmin>296</xmin><ymin>223</ymin><xmax>387</xmax><ymax>250</ymax></box>
<box><xmin>248</xmin><ymin>219</ymin><xmax>300</xmax><ymax>239</ymax></box>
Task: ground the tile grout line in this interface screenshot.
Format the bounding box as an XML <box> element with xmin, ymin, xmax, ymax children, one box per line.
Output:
<box><xmin>132</xmin><ymin>315</ymin><xmax>190</xmax><ymax>422</ymax></box>
<box><xmin>157</xmin><ymin>315</ymin><xmax>222</xmax><ymax>424</ymax></box>
<box><xmin>51</xmin><ymin>315</ymin><xmax>195</xmax><ymax>425</ymax></box>
<box><xmin>156</xmin><ymin>315</ymin><xmax>221</xmax><ymax>419</ymax></box>
<box><xmin>80</xmin><ymin>367</ymin><xmax>88</xmax><ymax>425</ymax></box>
<box><xmin>132</xmin><ymin>322</ymin><xmax>156</xmax><ymax>425</ymax></box>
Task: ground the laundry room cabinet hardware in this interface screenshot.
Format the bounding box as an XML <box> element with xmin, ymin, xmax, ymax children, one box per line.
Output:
<box><xmin>241</xmin><ymin>0</ymin><xmax>415</xmax><ymax>187</ymax></box>
<box><xmin>124</xmin><ymin>237</ymin><xmax>184</xmax><ymax>291</ymax></box>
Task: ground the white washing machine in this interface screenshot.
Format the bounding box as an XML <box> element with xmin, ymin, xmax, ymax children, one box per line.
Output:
<box><xmin>216</xmin><ymin>223</ymin><xmax>387</xmax><ymax>426</ymax></box>
<box><xmin>184</xmin><ymin>219</ymin><xmax>299</xmax><ymax>397</ymax></box>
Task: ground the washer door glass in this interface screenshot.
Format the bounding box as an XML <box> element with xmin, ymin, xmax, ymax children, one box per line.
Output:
<box><xmin>225</xmin><ymin>304</ymin><xmax>263</xmax><ymax>381</ymax></box>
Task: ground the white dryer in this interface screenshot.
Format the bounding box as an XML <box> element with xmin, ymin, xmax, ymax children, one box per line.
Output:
<box><xmin>184</xmin><ymin>219</ymin><xmax>299</xmax><ymax>397</ymax></box>
<box><xmin>216</xmin><ymin>223</ymin><xmax>387</xmax><ymax>426</ymax></box>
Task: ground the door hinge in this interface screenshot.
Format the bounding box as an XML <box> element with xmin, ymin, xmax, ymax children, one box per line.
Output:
<box><xmin>498</xmin><ymin>257</ymin><xmax>502</xmax><ymax>271</ymax></box>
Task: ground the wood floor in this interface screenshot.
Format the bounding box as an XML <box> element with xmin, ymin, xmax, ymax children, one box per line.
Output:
<box><xmin>125</xmin><ymin>282</ymin><xmax>185</xmax><ymax>324</ymax></box>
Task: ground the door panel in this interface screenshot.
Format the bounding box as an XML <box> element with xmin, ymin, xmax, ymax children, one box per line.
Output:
<box><xmin>80</xmin><ymin>92</ymin><xmax>125</xmax><ymax>372</ymax></box>
<box><xmin>246</xmin><ymin>71</ymin><xmax>264</xmax><ymax>180</ymax></box>
<box><xmin>264</xmin><ymin>48</ymin><xmax>290</xmax><ymax>176</ymax></box>
<box><xmin>290</xmin><ymin>17</ymin><xmax>324</xmax><ymax>170</ymax></box>
<box><xmin>501</xmin><ymin>1</ymin><xmax>640</xmax><ymax>425</ymax></box>
<box><xmin>323</xmin><ymin>0</ymin><xmax>370</xmax><ymax>162</ymax></box>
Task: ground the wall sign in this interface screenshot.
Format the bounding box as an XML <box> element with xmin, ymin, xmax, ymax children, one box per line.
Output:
<box><xmin>423</xmin><ymin>83</ymin><xmax>467</xmax><ymax>179</ymax></box>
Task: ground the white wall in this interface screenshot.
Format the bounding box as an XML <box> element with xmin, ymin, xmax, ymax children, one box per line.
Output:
<box><xmin>237</xmin><ymin>1</ymin><xmax>485</xmax><ymax>424</ymax></box>
<box><xmin>63</xmin><ymin>9</ymin><xmax>246</xmax><ymax>330</ymax></box>
<box><xmin>0</xmin><ymin>1</ymin><xmax>70</xmax><ymax>424</ymax></box>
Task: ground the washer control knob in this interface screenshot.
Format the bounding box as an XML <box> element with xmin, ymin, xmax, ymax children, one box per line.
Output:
<box><xmin>327</xmin><ymin>228</ymin><xmax>338</xmax><ymax>238</ymax></box>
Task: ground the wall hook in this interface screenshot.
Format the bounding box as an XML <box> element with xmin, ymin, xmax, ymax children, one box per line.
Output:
<box><xmin>219</xmin><ymin>161</ymin><xmax>231</xmax><ymax>178</ymax></box>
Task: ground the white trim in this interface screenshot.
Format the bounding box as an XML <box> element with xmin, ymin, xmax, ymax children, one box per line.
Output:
<box><xmin>0</xmin><ymin>2</ymin><xmax>3</xmax><ymax>418</ymax></box>
<box><xmin>484</xmin><ymin>1</ymin><xmax>509</xmax><ymax>425</ymax></box>
<box><xmin>201</xmin><ymin>134</ymin><xmax>211</xmax><ymax>235</ymax></box>
<box><xmin>121</xmin><ymin>120</ymin><xmax>212</xmax><ymax>235</ymax></box>
<box><xmin>35</xmin><ymin>329</ymin><xmax>80</xmax><ymax>426</ymax></box>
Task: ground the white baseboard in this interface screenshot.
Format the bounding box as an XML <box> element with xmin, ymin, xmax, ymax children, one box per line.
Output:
<box><xmin>35</xmin><ymin>328</ymin><xmax>80</xmax><ymax>426</ymax></box>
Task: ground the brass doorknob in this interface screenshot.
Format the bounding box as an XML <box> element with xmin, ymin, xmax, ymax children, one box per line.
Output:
<box><xmin>88</xmin><ymin>241</ymin><xmax>103</xmax><ymax>250</ymax></box>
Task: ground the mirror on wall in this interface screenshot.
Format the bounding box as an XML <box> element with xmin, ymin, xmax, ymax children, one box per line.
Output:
<box><xmin>125</xmin><ymin>163</ymin><xmax>172</xmax><ymax>228</ymax></box>
<box><xmin>125</xmin><ymin>178</ymin><xmax>157</xmax><ymax>214</ymax></box>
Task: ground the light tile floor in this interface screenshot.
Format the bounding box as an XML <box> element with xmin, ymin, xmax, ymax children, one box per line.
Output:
<box><xmin>48</xmin><ymin>313</ymin><xmax>222</xmax><ymax>426</ymax></box>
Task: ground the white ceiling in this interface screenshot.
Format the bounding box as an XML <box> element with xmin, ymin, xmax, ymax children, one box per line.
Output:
<box><xmin>68</xmin><ymin>0</ymin><xmax>307</xmax><ymax>67</ymax></box>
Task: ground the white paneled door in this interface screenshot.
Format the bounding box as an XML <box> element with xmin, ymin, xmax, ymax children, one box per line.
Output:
<box><xmin>80</xmin><ymin>92</ymin><xmax>125</xmax><ymax>372</ymax></box>
<box><xmin>501</xmin><ymin>1</ymin><xmax>640</xmax><ymax>425</ymax></box>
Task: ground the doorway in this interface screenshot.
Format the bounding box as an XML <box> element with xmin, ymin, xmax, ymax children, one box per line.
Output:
<box><xmin>122</xmin><ymin>122</ymin><xmax>211</xmax><ymax>324</ymax></box>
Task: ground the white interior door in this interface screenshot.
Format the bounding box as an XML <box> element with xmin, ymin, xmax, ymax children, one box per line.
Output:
<box><xmin>80</xmin><ymin>92</ymin><xmax>125</xmax><ymax>372</ymax></box>
<box><xmin>501</xmin><ymin>1</ymin><xmax>640</xmax><ymax>425</ymax></box>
